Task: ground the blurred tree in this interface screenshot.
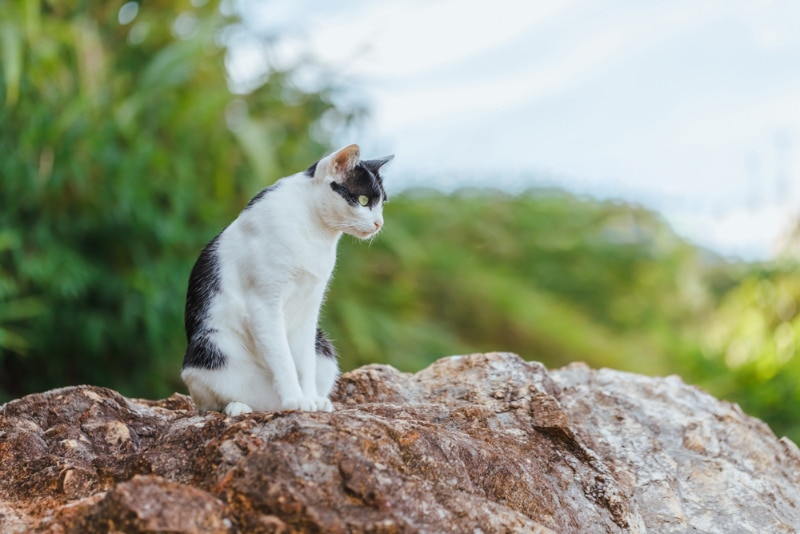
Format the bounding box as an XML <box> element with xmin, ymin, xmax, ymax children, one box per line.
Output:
<box><xmin>0</xmin><ymin>0</ymin><xmax>359</xmax><ymax>400</ymax></box>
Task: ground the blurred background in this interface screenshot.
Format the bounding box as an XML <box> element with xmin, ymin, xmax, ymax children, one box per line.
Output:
<box><xmin>1</xmin><ymin>1</ymin><xmax>799</xmax><ymax>443</ymax></box>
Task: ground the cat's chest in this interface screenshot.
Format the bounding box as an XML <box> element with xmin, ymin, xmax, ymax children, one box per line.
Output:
<box><xmin>225</xmin><ymin>212</ymin><xmax>338</xmax><ymax>298</ymax></box>
<box><xmin>285</xmin><ymin>256</ymin><xmax>334</xmax><ymax>293</ymax></box>
<box><xmin>249</xmin><ymin>236</ymin><xmax>337</xmax><ymax>297</ymax></box>
<box><xmin>287</xmin><ymin>234</ymin><xmax>337</xmax><ymax>280</ymax></box>
<box><xmin>278</xmin><ymin>243</ymin><xmax>336</xmax><ymax>322</ymax></box>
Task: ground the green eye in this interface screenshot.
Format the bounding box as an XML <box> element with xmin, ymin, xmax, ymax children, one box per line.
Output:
<box><xmin>357</xmin><ymin>195</ymin><xmax>369</xmax><ymax>206</ymax></box>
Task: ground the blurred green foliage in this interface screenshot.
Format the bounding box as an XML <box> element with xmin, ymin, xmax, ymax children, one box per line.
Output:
<box><xmin>1</xmin><ymin>1</ymin><xmax>798</xmax><ymax>444</ymax></box>
<box><xmin>328</xmin><ymin>190</ymin><xmax>712</xmax><ymax>375</ymax></box>
<box><xmin>0</xmin><ymin>0</ymin><xmax>358</xmax><ymax>398</ymax></box>
<box><xmin>328</xmin><ymin>194</ymin><xmax>800</xmax><ymax>443</ymax></box>
<box><xmin>691</xmin><ymin>267</ymin><xmax>800</xmax><ymax>441</ymax></box>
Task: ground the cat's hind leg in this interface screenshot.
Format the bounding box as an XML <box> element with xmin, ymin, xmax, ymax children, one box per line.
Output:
<box><xmin>182</xmin><ymin>336</ymin><xmax>227</xmax><ymax>412</ymax></box>
<box><xmin>182</xmin><ymin>331</ymin><xmax>281</xmax><ymax>413</ymax></box>
<box><xmin>316</xmin><ymin>356</ymin><xmax>339</xmax><ymax>400</ymax></box>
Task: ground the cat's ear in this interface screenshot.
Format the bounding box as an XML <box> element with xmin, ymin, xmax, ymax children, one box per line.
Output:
<box><xmin>364</xmin><ymin>155</ymin><xmax>394</xmax><ymax>174</ymax></box>
<box><xmin>332</xmin><ymin>144</ymin><xmax>361</xmax><ymax>174</ymax></box>
<box><xmin>377</xmin><ymin>154</ymin><xmax>395</xmax><ymax>167</ymax></box>
<box><xmin>358</xmin><ymin>155</ymin><xmax>394</xmax><ymax>181</ymax></box>
<box><xmin>313</xmin><ymin>144</ymin><xmax>361</xmax><ymax>180</ymax></box>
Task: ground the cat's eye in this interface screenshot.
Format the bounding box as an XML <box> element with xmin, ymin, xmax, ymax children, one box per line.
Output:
<box><xmin>357</xmin><ymin>195</ymin><xmax>369</xmax><ymax>206</ymax></box>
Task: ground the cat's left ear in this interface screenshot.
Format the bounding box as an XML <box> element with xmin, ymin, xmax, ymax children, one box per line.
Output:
<box><xmin>362</xmin><ymin>155</ymin><xmax>395</xmax><ymax>177</ymax></box>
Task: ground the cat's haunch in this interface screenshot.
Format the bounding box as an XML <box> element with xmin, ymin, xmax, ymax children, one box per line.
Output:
<box><xmin>181</xmin><ymin>144</ymin><xmax>393</xmax><ymax>415</ymax></box>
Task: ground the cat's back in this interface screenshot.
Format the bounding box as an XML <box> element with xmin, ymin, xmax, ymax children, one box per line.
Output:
<box><xmin>184</xmin><ymin>178</ymin><xmax>292</xmax><ymax>336</ymax></box>
<box><xmin>228</xmin><ymin>174</ymin><xmax>310</xmax><ymax>238</ymax></box>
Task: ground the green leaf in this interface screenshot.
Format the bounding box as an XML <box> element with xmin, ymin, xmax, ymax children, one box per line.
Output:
<box><xmin>1</xmin><ymin>21</ymin><xmax>22</xmax><ymax>107</ymax></box>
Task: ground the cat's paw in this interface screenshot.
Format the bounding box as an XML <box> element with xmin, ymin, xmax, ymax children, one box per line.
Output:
<box><xmin>281</xmin><ymin>396</ymin><xmax>317</xmax><ymax>412</ymax></box>
<box><xmin>314</xmin><ymin>397</ymin><xmax>333</xmax><ymax>412</ymax></box>
<box><xmin>280</xmin><ymin>396</ymin><xmax>332</xmax><ymax>412</ymax></box>
<box><xmin>224</xmin><ymin>401</ymin><xmax>253</xmax><ymax>416</ymax></box>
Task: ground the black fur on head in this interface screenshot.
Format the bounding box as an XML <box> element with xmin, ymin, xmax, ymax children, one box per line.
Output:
<box><xmin>330</xmin><ymin>155</ymin><xmax>393</xmax><ymax>208</ymax></box>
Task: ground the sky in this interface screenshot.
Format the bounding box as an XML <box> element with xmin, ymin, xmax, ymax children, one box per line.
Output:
<box><xmin>232</xmin><ymin>0</ymin><xmax>800</xmax><ymax>261</ymax></box>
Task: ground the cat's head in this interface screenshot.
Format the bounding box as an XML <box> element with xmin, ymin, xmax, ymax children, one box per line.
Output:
<box><xmin>308</xmin><ymin>144</ymin><xmax>393</xmax><ymax>239</ymax></box>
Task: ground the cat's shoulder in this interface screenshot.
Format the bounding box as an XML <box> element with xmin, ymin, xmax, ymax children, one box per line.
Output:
<box><xmin>242</xmin><ymin>172</ymin><xmax>312</xmax><ymax>213</ymax></box>
<box><xmin>244</xmin><ymin>181</ymin><xmax>283</xmax><ymax>211</ymax></box>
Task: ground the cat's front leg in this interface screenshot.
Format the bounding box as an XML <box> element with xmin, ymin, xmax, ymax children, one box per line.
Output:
<box><xmin>290</xmin><ymin>327</ymin><xmax>333</xmax><ymax>412</ymax></box>
<box><xmin>250</xmin><ymin>301</ymin><xmax>323</xmax><ymax>412</ymax></box>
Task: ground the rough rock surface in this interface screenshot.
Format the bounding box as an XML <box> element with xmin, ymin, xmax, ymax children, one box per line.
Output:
<box><xmin>0</xmin><ymin>352</ymin><xmax>797</xmax><ymax>533</ymax></box>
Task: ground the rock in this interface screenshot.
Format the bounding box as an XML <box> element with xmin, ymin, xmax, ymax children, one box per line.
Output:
<box><xmin>60</xmin><ymin>475</ymin><xmax>234</xmax><ymax>533</ymax></box>
<box><xmin>553</xmin><ymin>363</ymin><xmax>800</xmax><ymax>533</ymax></box>
<box><xmin>0</xmin><ymin>352</ymin><xmax>796</xmax><ymax>533</ymax></box>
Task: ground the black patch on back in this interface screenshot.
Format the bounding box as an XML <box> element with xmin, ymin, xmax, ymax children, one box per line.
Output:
<box><xmin>183</xmin><ymin>234</ymin><xmax>226</xmax><ymax>370</ymax></box>
<box><xmin>184</xmin><ymin>331</ymin><xmax>226</xmax><ymax>370</ymax></box>
<box><xmin>315</xmin><ymin>328</ymin><xmax>337</xmax><ymax>360</ymax></box>
<box><xmin>245</xmin><ymin>182</ymin><xmax>281</xmax><ymax>210</ymax></box>
<box><xmin>305</xmin><ymin>161</ymin><xmax>319</xmax><ymax>177</ymax></box>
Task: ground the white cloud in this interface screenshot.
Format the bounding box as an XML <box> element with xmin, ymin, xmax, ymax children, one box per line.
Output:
<box><xmin>302</xmin><ymin>0</ymin><xmax>577</xmax><ymax>79</ymax></box>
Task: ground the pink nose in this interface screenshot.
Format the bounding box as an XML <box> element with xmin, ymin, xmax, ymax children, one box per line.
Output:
<box><xmin>374</xmin><ymin>221</ymin><xmax>382</xmax><ymax>229</ymax></box>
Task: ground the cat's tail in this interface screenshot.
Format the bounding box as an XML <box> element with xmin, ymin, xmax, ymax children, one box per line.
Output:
<box><xmin>315</xmin><ymin>328</ymin><xmax>337</xmax><ymax>360</ymax></box>
<box><xmin>315</xmin><ymin>328</ymin><xmax>339</xmax><ymax>397</ymax></box>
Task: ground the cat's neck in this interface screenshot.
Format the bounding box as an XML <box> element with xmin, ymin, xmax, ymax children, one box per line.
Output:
<box><xmin>293</xmin><ymin>174</ymin><xmax>345</xmax><ymax>244</ymax></box>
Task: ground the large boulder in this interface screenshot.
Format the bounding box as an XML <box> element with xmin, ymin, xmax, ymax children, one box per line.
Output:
<box><xmin>0</xmin><ymin>352</ymin><xmax>798</xmax><ymax>533</ymax></box>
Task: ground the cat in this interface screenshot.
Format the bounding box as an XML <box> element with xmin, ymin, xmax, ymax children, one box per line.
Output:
<box><xmin>181</xmin><ymin>144</ymin><xmax>393</xmax><ymax>416</ymax></box>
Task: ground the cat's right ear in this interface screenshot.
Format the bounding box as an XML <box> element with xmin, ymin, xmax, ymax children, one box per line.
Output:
<box><xmin>332</xmin><ymin>144</ymin><xmax>361</xmax><ymax>174</ymax></box>
<box><xmin>313</xmin><ymin>144</ymin><xmax>361</xmax><ymax>180</ymax></box>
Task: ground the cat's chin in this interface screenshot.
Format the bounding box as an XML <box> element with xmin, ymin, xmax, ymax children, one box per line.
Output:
<box><xmin>348</xmin><ymin>229</ymin><xmax>379</xmax><ymax>240</ymax></box>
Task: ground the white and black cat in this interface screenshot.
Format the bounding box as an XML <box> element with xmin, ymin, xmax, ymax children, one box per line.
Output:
<box><xmin>181</xmin><ymin>144</ymin><xmax>392</xmax><ymax>415</ymax></box>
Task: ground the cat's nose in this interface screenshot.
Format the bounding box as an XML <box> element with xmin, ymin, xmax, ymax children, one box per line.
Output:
<box><xmin>374</xmin><ymin>221</ymin><xmax>382</xmax><ymax>230</ymax></box>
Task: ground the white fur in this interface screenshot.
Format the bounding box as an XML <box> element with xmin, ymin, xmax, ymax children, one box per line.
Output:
<box><xmin>181</xmin><ymin>146</ymin><xmax>384</xmax><ymax>413</ymax></box>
